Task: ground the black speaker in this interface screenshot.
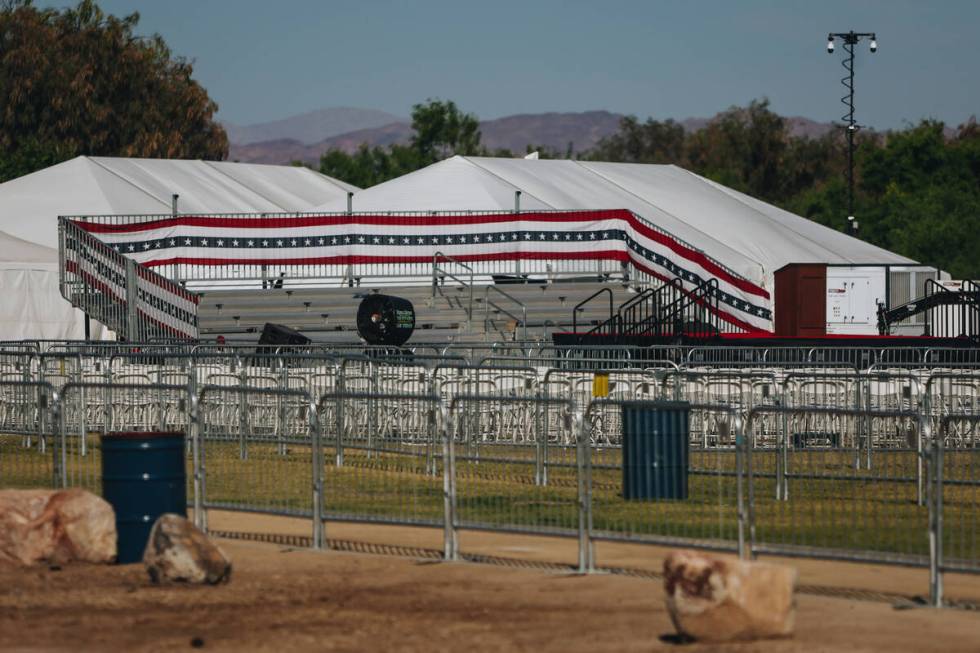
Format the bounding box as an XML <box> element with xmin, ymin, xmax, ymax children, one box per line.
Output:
<box><xmin>258</xmin><ymin>323</ymin><xmax>311</xmax><ymax>347</ymax></box>
<box><xmin>356</xmin><ymin>294</ymin><xmax>415</xmax><ymax>346</ymax></box>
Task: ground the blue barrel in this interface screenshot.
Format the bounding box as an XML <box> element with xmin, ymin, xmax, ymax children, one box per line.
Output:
<box><xmin>621</xmin><ymin>402</ymin><xmax>690</xmax><ymax>500</ymax></box>
<box><xmin>101</xmin><ymin>432</ymin><xmax>186</xmax><ymax>564</ymax></box>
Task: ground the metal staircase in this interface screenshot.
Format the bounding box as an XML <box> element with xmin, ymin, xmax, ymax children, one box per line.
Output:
<box><xmin>581</xmin><ymin>277</ymin><xmax>722</xmax><ymax>339</ymax></box>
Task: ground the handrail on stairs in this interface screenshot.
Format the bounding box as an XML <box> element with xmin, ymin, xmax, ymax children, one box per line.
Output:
<box><xmin>572</xmin><ymin>287</ymin><xmax>614</xmax><ymax>334</ymax></box>
<box><xmin>432</xmin><ymin>251</ymin><xmax>474</xmax><ymax>321</ymax></box>
<box><xmin>484</xmin><ymin>285</ymin><xmax>528</xmax><ymax>342</ymax></box>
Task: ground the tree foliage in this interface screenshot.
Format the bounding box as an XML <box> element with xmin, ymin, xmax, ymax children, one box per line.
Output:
<box><xmin>0</xmin><ymin>0</ymin><xmax>227</xmax><ymax>182</ymax></box>
<box><xmin>410</xmin><ymin>98</ymin><xmax>481</xmax><ymax>164</ymax></box>
<box><xmin>319</xmin><ymin>98</ymin><xmax>484</xmax><ymax>188</ymax></box>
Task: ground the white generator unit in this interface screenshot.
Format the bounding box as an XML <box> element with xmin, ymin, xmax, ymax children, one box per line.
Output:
<box><xmin>775</xmin><ymin>263</ymin><xmax>942</xmax><ymax>337</ymax></box>
<box><xmin>825</xmin><ymin>266</ymin><xmax>887</xmax><ymax>335</ymax></box>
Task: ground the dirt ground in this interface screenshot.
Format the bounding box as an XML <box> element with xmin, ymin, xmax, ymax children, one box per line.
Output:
<box><xmin>1</xmin><ymin>514</ymin><xmax>979</xmax><ymax>652</ymax></box>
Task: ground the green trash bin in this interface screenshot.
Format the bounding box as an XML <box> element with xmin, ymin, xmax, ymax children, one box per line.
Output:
<box><xmin>621</xmin><ymin>401</ymin><xmax>690</xmax><ymax>500</ymax></box>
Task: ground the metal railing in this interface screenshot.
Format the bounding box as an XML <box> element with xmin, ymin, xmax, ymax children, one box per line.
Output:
<box><xmin>431</xmin><ymin>251</ymin><xmax>475</xmax><ymax>322</ymax></box>
<box><xmin>58</xmin><ymin>217</ymin><xmax>200</xmax><ymax>341</ymax></box>
<box><xmin>483</xmin><ymin>285</ymin><xmax>527</xmax><ymax>342</ymax></box>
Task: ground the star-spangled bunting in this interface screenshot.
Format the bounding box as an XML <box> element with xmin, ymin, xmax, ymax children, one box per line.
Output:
<box><xmin>70</xmin><ymin>210</ymin><xmax>773</xmax><ymax>332</ymax></box>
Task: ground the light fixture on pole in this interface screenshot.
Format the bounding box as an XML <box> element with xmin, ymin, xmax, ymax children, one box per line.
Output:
<box><xmin>826</xmin><ymin>30</ymin><xmax>877</xmax><ymax>236</ymax></box>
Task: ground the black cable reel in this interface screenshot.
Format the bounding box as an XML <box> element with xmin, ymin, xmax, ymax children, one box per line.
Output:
<box><xmin>356</xmin><ymin>294</ymin><xmax>416</xmax><ymax>346</ymax></box>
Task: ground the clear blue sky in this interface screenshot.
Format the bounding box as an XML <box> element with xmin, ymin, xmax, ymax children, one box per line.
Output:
<box><xmin>44</xmin><ymin>0</ymin><xmax>980</xmax><ymax>128</ymax></box>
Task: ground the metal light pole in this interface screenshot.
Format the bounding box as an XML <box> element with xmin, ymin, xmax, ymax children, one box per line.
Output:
<box><xmin>827</xmin><ymin>31</ymin><xmax>877</xmax><ymax>236</ymax></box>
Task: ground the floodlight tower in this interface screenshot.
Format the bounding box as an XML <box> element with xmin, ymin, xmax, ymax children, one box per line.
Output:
<box><xmin>826</xmin><ymin>31</ymin><xmax>877</xmax><ymax>236</ymax></box>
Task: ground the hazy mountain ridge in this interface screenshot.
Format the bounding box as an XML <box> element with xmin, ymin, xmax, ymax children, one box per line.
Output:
<box><xmin>223</xmin><ymin>107</ymin><xmax>404</xmax><ymax>146</ymax></box>
<box><xmin>227</xmin><ymin>108</ymin><xmax>844</xmax><ymax>165</ymax></box>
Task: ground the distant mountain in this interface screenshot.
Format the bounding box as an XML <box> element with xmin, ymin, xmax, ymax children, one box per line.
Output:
<box><xmin>227</xmin><ymin>108</ymin><xmax>842</xmax><ymax>165</ymax></box>
<box><xmin>478</xmin><ymin>110</ymin><xmax>623</xmax><ymax>154</ymax></box>
<box><xmin>228</xmin><ymin>111</ymin><xmax>625</xmax><ymax>165</ymax></box>
<box><xmin>316</xmin><ymin>122</ymin><xmax>414</xmax><ymax>152</ymax></box>
<box><xmin>222</xmin><ymin>107</ymin><xmax>404</xmax><ymax>146</ymax></box>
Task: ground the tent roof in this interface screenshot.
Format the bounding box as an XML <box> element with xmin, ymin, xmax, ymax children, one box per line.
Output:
<box><xmin>0</xmin><ymin>156</ymin><xmax>359</xmax><ymax>248</ymax></box>
<box><xmin>316</xmin><ymin>156</ymin><xmax>913</xmax><ymax>287</ymax></box>
<box><xmin>0</xmin><ymin>229</ymin><xmax>59</xmax><ymax>269</ymax></box>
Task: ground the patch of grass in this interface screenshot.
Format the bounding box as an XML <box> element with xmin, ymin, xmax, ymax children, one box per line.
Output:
<box><xmin>3</xmin><ymin>433</ymin><xmax>977</xmax><ymax>563</ymax></box>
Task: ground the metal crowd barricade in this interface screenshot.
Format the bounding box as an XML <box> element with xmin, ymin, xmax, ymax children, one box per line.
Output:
<box><xmin>194</xmin><ymin>383</ymin><xmax>323</xmax><ymax>548</ymax></box>
<box><xmin>746</xmin><ymin>405</ymin><xmax>932</xmax><ymax>574</ymax></box>
<box><xmin>934</xmin><ymin>413</ymin><xmax>980</xmax><ymax>606</ymax></box>
<box><xmin>583</xmin><ymin>398</ymin><xmax>749</xmax><ymax>561</ymax></box>
<box><xmin>54</xmin><ymin>381</ymin><xmax>192</xmax><ymax>496</ymax></box>
<box><xmin>0</xmin><ymin>380</ymin><xmax>58</xmax><ymax>488</ymax></box>
<box><xmin>446</xmin><ymin>393</ymin><xmax>592</xmax><ymax>570</ymax></box>
<box><xmin>3</xmin><ymin>344</ymin><xmax>978</xmax><ymax>605</ymax></box>
<box><xmin>317</xmin><ymin>390</ymin><xmax>446</xmax><ymax>552</ymax></box>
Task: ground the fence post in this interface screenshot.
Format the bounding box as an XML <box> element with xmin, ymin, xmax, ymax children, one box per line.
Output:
<box><xmin>237</xmin><ymin>365</ymin><xmax>248</xmax><ymax>461</ymax></box>
<box><xmin>75</xmin><ymin>356</ymin><xmax>88</xmax><ymax>458</ymax></box>
<box><xmin>534</xmin><ymin>387</ymin><xmax>546</xmax><ymax>486</ymax></box>
<box><xmin>442</xmin><ymin>405</ymin><xmax>458</xmax><ymax>561</ymax></box>
<box><xmin>335</xmin><ymin>368</ymin><xmax>346</xmax><ymax>467</ymax></box>
<box><xmin>575</xmin><ymin>409</ymin><xmax>595</xmax><ymax>573</ymax></box>
<box><xmin>51</xmin><ymin>388</ymin><xmax>66</xmax><ymax>488</ymax></box>
<box><xmin>35</xmin><ymin>374</ymin><xmax>48</xmax><ymax>454</ymax></box>
<box><xmin>188</xmin><ymin>374</ymin><xmax>205</xmax><ymax>532</ymax></box>
<box><xmin>736</xmin><ymin>414</ymin><xmax>752</xmax><ymax>560</ymax></box>
<box><xmin>928</xmin><ymin>419</ymin><xmax>943</xmax><ymax>608</ymax></box>
<box><xmin>918</xmin><ymin>383</ymin><xmax>931</xmax><ymax>508</ymax></box>
<box><xmin>310</xmin><ymin>394</ymin><xmax>325</xmax><ymax>550</ymax></box>
<box><xmin>124</xmin><ymin>258</ymin><xmax>139</xmax><ymax>341</ymax></box>
<box><xmin>276</xmin><ymin>358</ymin><xmax>287</xmax><ymax>456</ymax></box>
<box><xmin>775</xmin><ymin>382</ymin><xmax>788</xmax><ymax>502</ymax></box>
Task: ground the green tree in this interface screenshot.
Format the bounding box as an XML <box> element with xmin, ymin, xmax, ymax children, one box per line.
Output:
<box><xmin>319</xmin><ymin>98</ymin><xmax>482</xmax><ymax>187</ymax></box>
<box><xmin>686</xmin><ymin>99</ymin><xmax>795</xmax><ymax>201</ymax></box>
<box><xmin>0</xmin><ymin>0</ymin><xmax>227</xmax><ymax>182</ymax></box>
<box><xmin>318</xmin><ymin>144</ymin><xmax>421</xmax><ymax>190</ymax></box>
<box><xmin>589</xmin><ymin>116</ymin><xmax>687</xmax><ymax>164</ymax></box>
<box><xmin>410</xmin><ymin>98</ymin><xmax>481</xmax><ymax>163</ymax></box>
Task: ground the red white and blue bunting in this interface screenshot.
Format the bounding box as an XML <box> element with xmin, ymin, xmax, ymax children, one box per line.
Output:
<box><xmin>71</xmin><ymin>210</ymin><xmax>772</xmax><ymax>332</ymax></box>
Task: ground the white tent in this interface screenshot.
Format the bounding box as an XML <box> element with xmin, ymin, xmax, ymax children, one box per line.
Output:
<box><xmin>315</xmin><ymin>156</ymin><xmax>912</xmax><ymax>292</ymax></box>
<box><xmin>0</xmin><ymin>230</ymin><xmax>94</xmax><ymax>340</ymax></box>
<box><xmin>0</xmin><ymin>156</ymin><xmax>358</xmax><ymax>340</ymax></box>
<box><xmin>0</xmin><ymin>156</ymin><xmax>358</xmax><ymax>249</ymax></box>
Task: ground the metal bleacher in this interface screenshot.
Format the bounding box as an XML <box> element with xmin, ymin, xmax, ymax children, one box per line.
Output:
<box><xmin>197</xmin><ymin>280</ymin><xmax>636</xmax><ymax>343</ymax></box>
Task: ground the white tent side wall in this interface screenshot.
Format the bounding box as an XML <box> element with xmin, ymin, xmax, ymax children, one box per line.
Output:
<box><xmin>0</xmin><ymin>231</ymin><xmax>99</xmax><ymax>340</ymax></box>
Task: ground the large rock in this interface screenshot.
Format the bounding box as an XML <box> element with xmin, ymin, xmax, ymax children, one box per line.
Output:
<box><xmin>0</xmin><ymin>488</ymin><xmax>117</xmax><ymax>566</ymax></box>
<box><xmin>143</xmin><ymin>514</ymin><xmax>231</xmax><ymax>585</ymax></box>
<box><xmin>663</xmin><ymin>549</ymin><xmax>796</xmax><ymax>642</ymax></box>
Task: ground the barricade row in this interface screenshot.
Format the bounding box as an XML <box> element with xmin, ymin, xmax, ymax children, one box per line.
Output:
<box><xmin>1</xmin><ymin>377</ymin><xmax>976</xmax><ymax>607</ymax></box>
<box><xmin>3</xmin><ymin>353</ymin><xmax>978</xmax><ymax>452</ymax></box>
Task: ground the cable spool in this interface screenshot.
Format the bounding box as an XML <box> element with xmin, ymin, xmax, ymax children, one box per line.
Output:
<box><xmin>356</xmin><ymin>294</ymin><xmax>416</xmax><ymax>346</ymax></box>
